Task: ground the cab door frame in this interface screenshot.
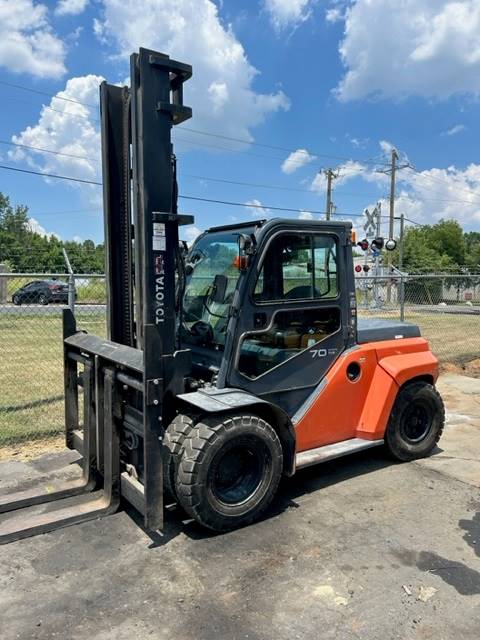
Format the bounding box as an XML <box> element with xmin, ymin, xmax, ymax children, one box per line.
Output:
<box><xmin>220</xmin><ymin>220</ymin><xmax>355</xmax><ymax>417</ymax></box>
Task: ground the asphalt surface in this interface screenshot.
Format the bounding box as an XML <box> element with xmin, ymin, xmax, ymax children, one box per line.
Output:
<box><xmin>1</xmin><ymin>374</ymin><xmax>479</xmax><ymax>640</ymax></box>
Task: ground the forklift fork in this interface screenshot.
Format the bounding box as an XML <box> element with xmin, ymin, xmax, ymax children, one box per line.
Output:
<box><xmin>0</xmin><ymin>359</ymin><xmax>97</xmax><ymax>515</ymax></box>
<box><xmin>0</xmin><ymin>368</ymin><xmax>120</xmax><ymax>544</ymax></box>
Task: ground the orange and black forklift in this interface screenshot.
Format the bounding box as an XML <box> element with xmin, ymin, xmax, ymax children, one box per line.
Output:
<box><xmin>0</xmin><ymin>49</ymin><xmax>444</xmax><ymax>542</ymax></box>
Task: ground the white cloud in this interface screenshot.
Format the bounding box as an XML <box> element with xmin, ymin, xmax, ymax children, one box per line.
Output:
<box><xmin>95</xmin><ymin>0</ymin><xmax>290</xmax><ymax>139</ymax></box>
<box><xmin>325</xmin><ymin>7</ymin><xmax>343</xmax><ymax>23</ymax></box>
<box><xmin>298</xmin><ymin>210</ymin><xmax>314</xmax><ymax>220</ymax></box>
<box><xmin>9</xmin><ymin>74</ymin><xmax>103</xmax><ymax>202</ymax></box>
<box><xmin>310</xmin><ymin>160</ymin><xmax>379</xmax><ymax>193</ymax></box>
<box><xmin>55</xmin><ymin>0</ymin><xmax>89</xmax><ymax>16</ymax></box>
<box><xmin>345</xmin><ymin>160</ymin><xmax>480</xmax><ymax>229</ymax></box>
<box><xmin>281</xmin><ymin>148</ymin><xmax>316</xmax><ymax>174</ymax></box>
<box><xmin>335</xmin><ymin>0</ymin><xmax>480</xmax><ymax>101</ymax></box>
<box><xmin>443</xmin><ymin>124</ymin><xmax>467</xmax><ymax>136</ymax></box>
<box><xmin>181</xmin><ymin>225</ymin><xmax>202</xmax><ymax>245</ymax></box>
<box><xmin>245</xmin><ymin>199</ymin><xmax>270</xmax><ymax>216</ymax></box>
<box><xmin>380</xmin><ymin>140</ymin><xmax>395</xmax><ymax>156</ymax></box>
<box><xmin>397</xmin><ymin>165</ymin><xmax>480</xmax><ymax>226</ymax></box>
<box><xmin>27</xmin><ymin>217</ymin><xmax>60</xmax><ymax>239</ymax></box>
<box><xmin>0</xmin><ymin>0</ymin><xmax>66</xmax><ymax>78</ymax></box>
<box><xmin>264</xmin><ymin>0</ymin><xmax>313</xmax><ymax>29</ymax></box>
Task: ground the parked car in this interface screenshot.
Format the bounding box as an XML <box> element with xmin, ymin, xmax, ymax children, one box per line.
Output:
<box><xmin>11</xmin><ymin>280</ymin><xmax>76</xmax><ymax>305</ymax></box>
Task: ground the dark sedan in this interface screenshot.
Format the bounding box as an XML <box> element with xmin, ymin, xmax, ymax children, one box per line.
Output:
<box><xmin>11</xmin><ymin>280</ymin><xmax>75</xmax><ymax>305</ymax></box>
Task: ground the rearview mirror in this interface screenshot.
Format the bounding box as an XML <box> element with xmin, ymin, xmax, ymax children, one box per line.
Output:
<box><xmin>210</xmin><ymin>274</ymin><xmax>228</xmax><ymax>304</ymax></box>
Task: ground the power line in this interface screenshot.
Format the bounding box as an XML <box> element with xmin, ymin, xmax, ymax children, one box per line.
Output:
<box><xmin>0</xmin><ymin>164</ymin><xmax>102</xmax><ymax>186</ymax></box>
<box><xmin>179</xmin><ymin>126</ymin><xmax>379</xmax><ymax>165</ymax></box>
<box><xmin>0</xmin><ymin>140</ymin><xmax>99</xmax><ymax>163</ymax></box>
<box><xmin>406</xmin><ymin>166</ymin><xmax>480</xmax><ymax>199</ymax></box>
<box><xmin>1</xmin><ymin>94</ymin><xmax>100</xmax><ymax>123</ymax></box>
<box><xmin>0</xmin><ymin>79</ymin><xmax>97</xmax><ymax>108</ymax></box>
<box><xmin>182</xmin><ymin>172</ymin><xmax>387</xmax><ymax>200</ymax></box>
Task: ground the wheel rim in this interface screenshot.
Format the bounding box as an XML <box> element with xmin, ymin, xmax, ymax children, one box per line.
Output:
<box><xmin>209</xmin><ymin>438</ymin><xmax>269</xmax><ymax>506</ymax></box>
<box><xmin>400</xmin><ymin>401</ymin><xmax>433</xmax><ymax>444</ymax></box>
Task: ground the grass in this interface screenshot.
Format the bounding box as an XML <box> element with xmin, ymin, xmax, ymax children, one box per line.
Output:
<box><xmin>358</xmin><ymin>309</ymin><xmax>480</xmax><ymax>363</ymax></box>
<box><xmin>0</xmin><ymin>307</ymin><xmax>479</xmax><ymax>448</ymax></box>
<box><xmin>0</xmin><ymin>312</ymin><xmax>105</xmax><ymax>446</ymax></box>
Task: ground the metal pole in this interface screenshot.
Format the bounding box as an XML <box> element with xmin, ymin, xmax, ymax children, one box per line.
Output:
<box><xmin>389</xmin><ymin>149</ymin><xmax>398</xmax><ymax>240</ymax></box>
<box><xmin>325</xmin><ymin>169</ymin><xmax>336</xmax><ymax>221</ymax></box>
<box><xmin>372</xmin><ymin>204</ymin><xmax>380</xmax><ymax>307</ymax></box>
<box><xmin>62</xmin><ymin>247</ymin><xmax>75</xmax><ymax>314</ymax></box>
<box><xmin>399</xmin><ymin>213</ymin><xmax>405</xmax><ymax>322</ymax></box>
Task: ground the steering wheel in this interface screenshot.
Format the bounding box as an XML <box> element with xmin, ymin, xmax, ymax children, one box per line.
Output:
<box><xmin>190</xmin><ymin>320</ymin><xmax>214</xmax><ymax>343</ymax></box>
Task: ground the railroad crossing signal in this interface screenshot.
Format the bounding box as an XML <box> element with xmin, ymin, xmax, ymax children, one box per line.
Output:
<box><xmin>363</xmin><ymin>207</ymin><xmax>378</xmax><ymax>238</ymax></box>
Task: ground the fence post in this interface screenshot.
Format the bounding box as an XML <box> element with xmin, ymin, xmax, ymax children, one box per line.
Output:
<box><xmin>400</xmin><ymin>275</ymin><xmax>405</xmax><ymax>322</ymax></box>
<box><xmin>0</xmin><ymin>263</ymin><xmax>8</xmax><ymax>303</ymax></box>
<box><xmin>62</xmin><ymin>248</ymin><xmax>75</xmax><ymax>314</ymax></box>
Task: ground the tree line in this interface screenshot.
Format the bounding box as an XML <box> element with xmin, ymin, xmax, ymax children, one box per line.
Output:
<box><xmin>395</xmin><ymin>219</ymin><xmax>480</xmax><ymax>274</ymax></box>
<box><xmin>0</xmin><ymin>193</ymin><xmax>105</xmax><ymax>273</ymax></box>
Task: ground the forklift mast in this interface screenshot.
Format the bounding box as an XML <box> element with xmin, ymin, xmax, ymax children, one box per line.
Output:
<box><xmin>0</xmin><ymin>48</ymin><xmax>193</xmax><ymax>542</ymax></box>
<box><xmin>100</xmin><ymin>48</ymin><xmax>194</xmax><ymax>528</ymax></box>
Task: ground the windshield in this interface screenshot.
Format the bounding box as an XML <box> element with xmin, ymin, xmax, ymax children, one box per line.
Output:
<box><xmin>182</xmin><ymin>229</ymin><xmax>247</xmax><ymax>349</ymax></box>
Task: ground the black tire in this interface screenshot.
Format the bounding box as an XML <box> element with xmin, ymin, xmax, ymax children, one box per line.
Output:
<box><xmin>163</xmin><ymin>414</ymin><xmax>195</xmax><ymax>499</ymax></box>
<box><xmin>12</xmin><ymin>295</ymin><xmax>20</xmax><ymax>306</ymax></box>
<box><xmin>385</xmin><ymin>381</ymin><xmax>444</xmax><ymax>461</ymax></box>
<box><xmin>38</xmin><ymin>294</ymin><xmax>48</xmax><ymax>305</ymax></box>
<box><xmin>175</xmin><ymin>415</ymin><xmax>283</xmax><ymax>532</ymax></box>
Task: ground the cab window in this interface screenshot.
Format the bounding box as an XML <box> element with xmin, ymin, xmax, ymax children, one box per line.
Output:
<box><xmin>254</xmin><ymin>234</ymin><xmax>338</xmax><ymax>301</ymax></box>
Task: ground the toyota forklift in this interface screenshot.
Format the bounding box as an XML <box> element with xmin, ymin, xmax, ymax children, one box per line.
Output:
<box><xmin>0</xmin><ymin>48</ymin><xmax>444</xmax><ymax>543</ymax></box>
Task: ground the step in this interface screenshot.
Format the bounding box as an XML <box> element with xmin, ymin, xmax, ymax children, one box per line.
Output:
<box><xmin>295</xmin><ymin>437</ymin><xmax>384</xmax><ymax>470</ymax></box>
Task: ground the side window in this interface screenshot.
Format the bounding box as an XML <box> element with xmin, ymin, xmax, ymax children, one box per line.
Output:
<box><xmin>238</xmin><ymin>308</ymin><xmax>341</xmax><ymax>379</ymax></box>
<box><xmin>314</xmin><ymin>236</ymin><xmax>338</xmax><ymax>298</ymax></box>
<box><xmin>254</xmin><ymin>233</ymin><xmax>338</xmax><ymax>301</ymax></box>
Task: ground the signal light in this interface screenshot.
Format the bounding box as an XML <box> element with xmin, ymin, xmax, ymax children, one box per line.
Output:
<box><xmin>354</xmin><ymin>265</ymin><xmax>362</xmax><ymax>273</ymax></box>
<box><xmin>363</xmin><ymin>264</ymin><xmax>370</xmax><ymax>273</ymax></box>
<box><xmin>371</xmin><ymin>237</ymin><xmax>384</xmax><ymax>250</ymax></box>
<box><xmin>357</xmin><ymin>239</ymin><xmax>369</xmax><ymax>251</ymax></box>
<box><xmin>385</xmin><ymin>238</ymin><xmax>397</xmax><ymax>251</ymax></box>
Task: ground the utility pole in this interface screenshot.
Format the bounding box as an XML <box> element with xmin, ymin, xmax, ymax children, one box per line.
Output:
<box><xmin>389</xmin><ymin>148</ymin><xmax>398</xmax><ymax>240</ymax></box>
<box><xmin>325</xmin><ymin>169</ymin><xmax>338</xmax><ymax>221</ymax></box>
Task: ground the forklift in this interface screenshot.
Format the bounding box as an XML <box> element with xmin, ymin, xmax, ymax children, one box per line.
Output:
<box><xmin>0</xmin><ymin>48</ymin><xmax>444</xmax><ymax>542</ymax></box>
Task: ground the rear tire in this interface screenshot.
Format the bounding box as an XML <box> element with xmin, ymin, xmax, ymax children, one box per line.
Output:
<box><xmin>175</xmin><ymin>415</ymin><xmax>283</xmax><ymax>531</ymax></box>
<box><xmin>385</xmin><ymin>381</ymin><xmax>444</xmax><ymax>461</ymax></box>
<box><xmin>38</xmin><ymin>294</ymin><xmax>48</xmax><ymax>305</ymax></box>
<box><xmin>12</xmin><ymin>295</ymin><xmax>20</xmax><ymax>306</ymax></box>
<box><xmin>163</xmin><ymin>414</ymin><xmax>195</xmax><ymax>500</ymax></box>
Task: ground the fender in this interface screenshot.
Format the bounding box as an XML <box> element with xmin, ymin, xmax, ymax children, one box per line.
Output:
<box><xmin>177</xmin><ymin>387</ymin><xmax>296</xmax><ymax>475</ymax></box>
<box><xmin>379</xmin><ymin>350</ymin><xmax>439</xmax><ymax>387</ymax></box>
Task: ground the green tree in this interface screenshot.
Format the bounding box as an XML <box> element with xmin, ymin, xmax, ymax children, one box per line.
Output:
<box><xmin>0</xmin><ymin>191</ymin><xmax>105</xmax><ymax>273</ymax></box>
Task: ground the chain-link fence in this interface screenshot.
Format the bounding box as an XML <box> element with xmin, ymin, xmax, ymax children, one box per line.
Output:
<box><xmin>0</xmin><ymin>272</ymin><xmax>106</xmax><ymax>451</ymax></box>
<box><xmin>1</xmin><ymin>271</ymin><xmax>479</xmax><ymax>453</ymax></box>
<box><xmin>356</xmin><ymin>274</ymin><xmax>480</xmax><ymax>362</ymax></box>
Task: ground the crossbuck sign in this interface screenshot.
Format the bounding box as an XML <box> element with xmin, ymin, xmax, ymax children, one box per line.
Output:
<box><xmin>363</xmin><ymin>207</ymin><xmax>378</xmax><ymax>238</ymax></box>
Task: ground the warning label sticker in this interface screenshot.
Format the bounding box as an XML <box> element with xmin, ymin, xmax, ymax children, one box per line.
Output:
<box><xmin>153</xmin><ymin>237</ymin><xmax>166</xmax><ymax>251</ymax></box>
<box><xmin>153</xmin><ymin>223</ymin><xmax>166</xmax><ymax>251</ymax></box>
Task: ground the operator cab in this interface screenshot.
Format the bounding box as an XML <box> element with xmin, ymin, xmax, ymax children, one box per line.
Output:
<box><xmin>180</xmin><ymin>218</ymin><xmax>356</xmax><ymax>415</ymax></box>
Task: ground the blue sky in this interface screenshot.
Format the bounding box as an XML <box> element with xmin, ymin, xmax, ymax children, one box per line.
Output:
<box><xmin>1</xmin><ymin>0</ymin><xmax>480</xmax><ymax>244</ymax></box>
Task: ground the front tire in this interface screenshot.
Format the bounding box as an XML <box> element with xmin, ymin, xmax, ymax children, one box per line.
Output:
<box><xmin>385</xmin><ymin>381</ymin><xmax>444</xmax><ymax>461</ymax></box>
<box><xmin>38</xmin><ymin>294</ymin><xmax>48</xmax><ymax>305</ymax></box>
<box><xmin>175</xmin><ymin>415</ymin><xmax>283</xmax><ymax>531</ymax></box>
<box><xmin>163</xmin><ymin>414</ymin><xmax>195</xmax><ymax>500</ymax></box>
<box><xmin>12</xmin><ymin>295</ymin><xmax>21</xmax><ymax>306</ymax></box>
